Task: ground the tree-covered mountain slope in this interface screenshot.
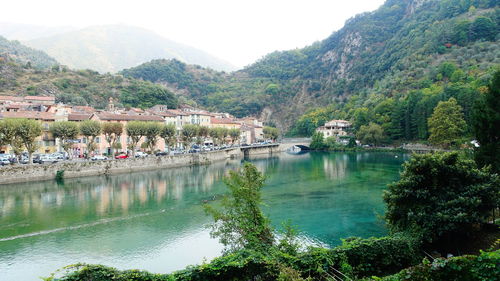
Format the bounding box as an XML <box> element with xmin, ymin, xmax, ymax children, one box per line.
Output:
<box><xmin>122</xmin><ymin>0</ymin><xmax>499</xmax><ymax>141</ymax></box>
<box><xmin>0</xmin><ymin>35</ymin><xmax>58</xmax><ymax>69</ymax></box>
<box><xmin>0</xmin><ymin>55</ymin><xmax>178</xmax><ymax>110</ymax></box>
<box><xmin>25</xmin><ymin>25</ymin><xmax>237</xmax><ymax>73</ymax></box>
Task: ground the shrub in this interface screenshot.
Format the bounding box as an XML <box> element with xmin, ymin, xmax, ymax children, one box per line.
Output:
<box><xmin>374</xmin><ymin>250</ymin><xmax>500</xmax><ymax>281</ymax></box>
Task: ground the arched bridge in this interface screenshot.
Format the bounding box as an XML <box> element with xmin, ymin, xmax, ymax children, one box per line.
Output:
<box><xmin>279</xmin><ymin>138</ymin><xmax>311</xmax><ymax>151</ymax></box>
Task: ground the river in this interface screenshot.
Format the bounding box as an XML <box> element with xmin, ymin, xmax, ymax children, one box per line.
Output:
<box><xmin>0</xmin><ymin>152</ymin><xmax>408</xmax><ymax>280</ymax></box>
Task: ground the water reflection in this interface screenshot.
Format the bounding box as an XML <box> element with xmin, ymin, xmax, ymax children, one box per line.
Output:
<box><xmin>0</xmin><ymin>152</ymin><xmax>407</xmax><ymax>281</ymax></box>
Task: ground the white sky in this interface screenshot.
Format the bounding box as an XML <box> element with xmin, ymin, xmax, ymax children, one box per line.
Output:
<box><xmin>2</xmin><ymin>0</ymin><xmax>386</xmax><ymax>68</ymax></box>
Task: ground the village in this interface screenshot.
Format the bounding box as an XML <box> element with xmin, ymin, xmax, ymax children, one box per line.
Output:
<box><xmin>0</xmin><ymin>95</ymin><xmax>273</xmax><ymax>161</ymax></box>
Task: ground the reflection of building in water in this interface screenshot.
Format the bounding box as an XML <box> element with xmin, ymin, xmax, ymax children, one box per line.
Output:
<box><xmin>323</xmin><ymin>154</ymin><xmax>348</xmax><ymax>180</ymax></box>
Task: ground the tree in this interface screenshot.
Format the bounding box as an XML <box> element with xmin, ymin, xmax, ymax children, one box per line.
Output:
<box><xmin>228</xmin><ymin>128</ymin><xmax>241</xmax><ymax>145</ymax></box>
<box><xmin>80</xmin><ymin>120</ymin><xmax>102</xmax><ymax>158</ymax></box>
<box><xmin>50</xmin><ymin>121</ymin><xmax>79</xmax><ymax>158</ymax></box>
<box><xmin>204</xmin><ymin>162</ymin><xmax>274</xmax><ymax>253</ymax></box>
<box><xmin>102</xmin><ymin>122</ymin><xmax>123</xmax><ymax>156</ymax></box>
<box><xmin>160</xmin><ymin>124</ymin><xmax>177</xmax><ymax>152</ymax></box>
<box><xmin>143</xmin><ymin>122</ymin><xmax>162</xmax><ymax>153</ymax></box>
<box><xmin>469</xmin><ymin>16</ymin><xmax>497</xmax><ymax>41</ymax></box>
<box><xmin>15</xmin><ymin>119</ymin><xmax>42</xmax><ymax>163</ymax></box>
<box><xmin>428</xmin><ymin>98</ymin><xmax>467</xmax><ymax>148</ymax></box>
<box><xmin>383</xmin><ymin>152</ymin><xmax>499</xmax><ymax>244</ymax></box>
<box><xmin>181</xmin><ymin>124</ymin><xmax>199</xmax><ymax>150</ymax></box>
<box><xmin>356</xmin><ymin>122</ymin><xmax>385</xmax><ymax>146</ymax></box>
<box><xmin>126</xmin><ymin>121</ymin><xmax>146</xmax><ymax>154</ymax></box>
<box><xmin>263</xmin><ymin>126</ymin><xmax>279</xmax><ymax>141</ymax></box>
<box><xmin>473</xmin><ymin>70</ymin><xmax>500</xmax><ymax>173</ymax></box>
<box><xmin>0</xmin><ymin>119</ymin><xmax>16</xmax><ymax>148</ymax></box>
<box><xmin>309</xmin><ymin>132</ymin><xmax>325</xmax><ymax>150</ymax></box>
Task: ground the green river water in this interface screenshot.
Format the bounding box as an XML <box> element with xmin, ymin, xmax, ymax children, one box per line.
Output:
<box><xmin>0</xmin><ymin>152</ymin><xmax>408</xmax><ymax>280</ymax></box>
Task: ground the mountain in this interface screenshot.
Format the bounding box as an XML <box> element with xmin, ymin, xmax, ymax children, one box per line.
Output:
<box><xmin>0</xmin><ymin>35</ymin><xmax>58</xmax><ymax>69</ymax></box>
<box><xmin>0</xmin><ymin>37</ymin><xmax>178</xmax><ymax>110</ymax></box>
<box><xmin>122</xmin><ymin>0</ymin><xmax>499</xmax><ymax>140</ymax></box>
<box><xmin>24</xmin><ymin>25</ymin><xmax>237</xmax><ymax>73</ymax></box>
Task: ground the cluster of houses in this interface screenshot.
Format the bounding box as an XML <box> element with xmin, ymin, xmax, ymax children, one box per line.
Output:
<box><xmin>0</xmin><ymin>96</ymin><xmax>265</xmax><ymax>157</ymax></box>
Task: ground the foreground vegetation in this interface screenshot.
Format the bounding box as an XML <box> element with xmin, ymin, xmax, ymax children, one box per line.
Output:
<box><xmin>48</xmin><ymin>149</ymin><xmax>499</xmax><ymax>280</ymax></box>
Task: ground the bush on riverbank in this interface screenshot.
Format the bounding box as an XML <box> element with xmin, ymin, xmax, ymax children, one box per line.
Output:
<box><xmin>51</xmin><ymin>234</ymin><xmax>422</xmax><ymax>281</ymax></box>
<box><xmin>367</xmin><ymin>249</ymin><xmax>500</xmax><ymax>281</ymax></box>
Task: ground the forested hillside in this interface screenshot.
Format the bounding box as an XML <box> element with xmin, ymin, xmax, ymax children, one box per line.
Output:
<box><xmin>0</xmin><ymin>55</ymin><xmax>178</xmax><ymax>110</ymax></box>
<box><xmin>122</xmin><ymin>0</ymin><xmax>499</xmax><ymax>142</ymax></box>
<box><xmin>0</xmin><ymin>35</ymin><xmax>57</xmax><ymax>69</ymax></box>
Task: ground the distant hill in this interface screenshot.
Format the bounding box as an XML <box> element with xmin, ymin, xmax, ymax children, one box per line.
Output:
<box><xmin>0</xmin><ymin>35</ymin><xmax>58</xmax><ymax>69</ymax></box>
<box><xmin>24</xmin><ymin>25</ymin><xmax>237</xmax><ymax>73</ymax></box>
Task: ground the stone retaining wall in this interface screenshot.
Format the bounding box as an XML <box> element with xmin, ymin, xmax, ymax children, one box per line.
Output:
<box><xmin>0</xmin><ymin>145</ymin><xmax>281</xmax><ymax>185</ymax></box>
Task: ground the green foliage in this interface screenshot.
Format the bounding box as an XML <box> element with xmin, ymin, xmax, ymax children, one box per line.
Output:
<box><xmin>126</xmin><ymin>121</ymin><xmax>147</xmax><ymax>152</ymax></box>
<box><xmin>143</xmin><ymin>122</ymin><xmax>162</xmax><ymax>153</ymax></box>
<box><xmin>428</xmin><ymin>98</ymin><xmax>467</xmax><ymax>148</ymax></box>
<box><xmin>384</xmin><ymin>152</ymin><xmax>500</xmax><ymax>244</ymax></box>
<box><xmin>263</xmin><ymin>126</ymin><xmax>279</xmax><ymax>141</ymax></box>
<box><xmin>160</xmin><ymin>124</ymin><xmax>177</xmax><ymax>151</ymax></box>
<box><xmin>79</xmin><ymin>120</ymin><xmax>101</xmax><ymax>157</ymax></box>
<box><xmin>181</xmin><ymin>124</ymin><xmax>199</xmax><ymax>149</ymax></box>
<box><xmin>357</xmin><ymin>123</ymin><xmax>385</xmax><ymax>146</ymax></box>
<box><xmin>50</xmin><ymin>121</ymin><xmax>79</xmax><ymax>155</ymax></box>
<box><xmin>55</xmin><ymin>170</ymin><xmax>65</xmax><ymax>182</ymax></box>
<box><xmin>309</xmin><ymin>132</ymin><xmax>325</xmax><ymax>150</ymax></box>
<box><xmin>120</xmin><ymin>80</ymin><xmax>178</xmax><ymax>109</ymax></box>
<box><xmin>0</xmin><ymin>35</ymin><xmax>57</xmax><ymax>68</ymax></box>
<box><xmin>102</xmin><ymin>122</ymin><xmax>123</xmax><ymax>156</ymax></box>
<box><xmin>473</xmin><ymin>69</ymin><xmax>500</xmax><ymax>173</ymax></box>
<box><xmin>0</xmin><ymin>119</ymin><xmax>16</xmax><ymax>147</ymax></box>
<box><xmin>204</xmin><ymin>162</ymin><xmax>274</xmax><ymax>253</ymax></box>
<box><xmin>14</xmin><ymin>118</ymin><xmax>42</xmax><ymax>163</ymax></box>
<box><xmin>375</xmin><ymin>250</ymin><xmax>500</xmax><ymax>281</ymax></box>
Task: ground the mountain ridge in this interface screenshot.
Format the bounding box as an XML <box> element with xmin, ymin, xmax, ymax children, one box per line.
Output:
<box><xmin>23</xmin><ymin>24</ymin><xmax>237</xmax><ymax>73</ymax></box>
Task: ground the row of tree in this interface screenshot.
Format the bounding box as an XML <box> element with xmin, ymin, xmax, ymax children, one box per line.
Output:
<box><xmin>0</xmin><ymin>119</ymin><xmax>251</xmax><ymax>162</ymax></box>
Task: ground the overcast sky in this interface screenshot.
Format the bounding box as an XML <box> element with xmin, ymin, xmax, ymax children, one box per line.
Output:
<box><xmin>2</xmin><ymin>0</ymin><xmax>386</xmax><ymax>67</ymax></box>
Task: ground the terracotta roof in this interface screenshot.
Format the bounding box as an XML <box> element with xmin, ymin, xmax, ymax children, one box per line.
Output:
<box><xmin>0</xmin><ymin>96</ymin><xmax>24</xmax><ymax>102</ymax></box>
<box><xmin>165</xmin><ymin>109</ymin><xmax>190</xmax><ymax>116</ymax></box>
<box><xmin>1</xmin><ymin>111</ymin><xmax>56</xmax><ymax>120</ymax></box>
<box><xmin>72</xmin><ymin>106</ymin><xmax>95</xmax><ymax>113</ymax></box>
<box><xmin>24</xmin><ymin>96</ymin><xmax>55</xmax><ymax>101</ymax></box>
<box><xmin>149</xmin><ymin>110</ymin><xmax>177</xmax><ymax>118</ymax></box>
<box><xmin>211</xmin><ymin>117</ymin><xmax>238</xmax><ymax>124</ymax></box>
<box><xmin>68</xmin><ymin>113</ymin><xmax>91</xmax><ymax>121</ymax></box>
<box><xmin>93</xmin><ymin>112</ymin><xmax>164</xmax><ymax>122</ymax></box>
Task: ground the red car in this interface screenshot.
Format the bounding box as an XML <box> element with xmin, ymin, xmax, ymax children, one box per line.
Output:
<box><xmin>115</xmin><ymin>153</ymin><xmax>128</xmax><ymax>159</ymax></box>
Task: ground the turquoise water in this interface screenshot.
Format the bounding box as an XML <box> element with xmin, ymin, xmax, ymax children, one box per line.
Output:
<box><xmin>0</xmin><ymin>152</ymin><xmax>408</xmax><ymax>280</ymax></box>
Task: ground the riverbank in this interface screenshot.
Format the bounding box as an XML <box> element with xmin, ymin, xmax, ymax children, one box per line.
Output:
<box><xmin>0</xmin><ymin>145</ymin><xmax>280</xmax><ymax>185</ymax></box>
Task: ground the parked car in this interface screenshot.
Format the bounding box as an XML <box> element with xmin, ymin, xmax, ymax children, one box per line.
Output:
<box><xmin>134</xmin><ymin>151</ymin><xmax>148</xmax><ymax>158</ymax></box>
<box><xmin>91</xmin><ymin>155</ymin><xmax>108</xmax><ymax>161</ymax></box>
<box><xmin>39</xmin><ymin>154</ymin><xmax>59</xmax><ymax>164</ymax></box>
<box><xmin>33</xmin><ymin>154</ymin><xmax>42</xmax><ymax>164</ymax></box>
<box><xmin>115</xmin><ymin>153</ymin><xmax>128</xmax><ymax>159</ymax></box>
<box><xmin>155</xmin><ymin>151</ymin><xmax>168</xmax><ymax>156</ymax></box>
<box><xmin>0</xmin><ymin>154</ymin><xmax>10</xmax><ymax>166</ymax></box>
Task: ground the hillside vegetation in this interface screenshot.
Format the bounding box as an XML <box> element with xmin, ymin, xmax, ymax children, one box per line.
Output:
<box><xmin>0</xmin><ymin>55</ymin><xmax>178</xmax><ymax>109</ymax></box>
<box><xmin>122</xmin><ymin>0</ymin><xmax>499</xmax><ymax>142</ymax></box>
<box><xmin>0</xmin><ymin>35</ymin><xmax>57</xmax><ymax>69</ymax></box>
<box><xmin>25</xmin><ymin>25</ymin><xmax>236</xmax><ymax>73</ymax></box>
